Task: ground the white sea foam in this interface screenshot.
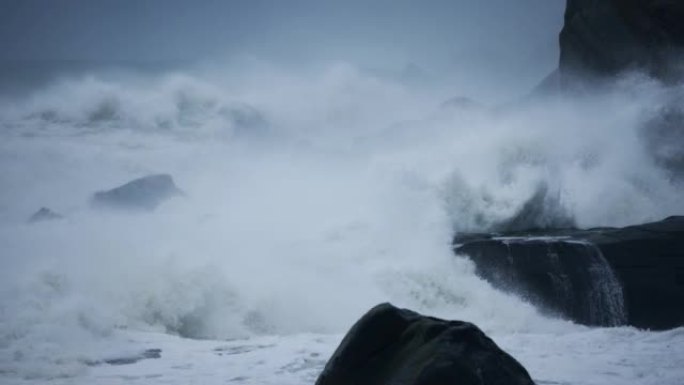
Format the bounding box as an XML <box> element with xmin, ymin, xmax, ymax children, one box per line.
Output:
<box><xmin>0</xmin><ymin>64</ymin><xmax>682</xmax><ymax>383</ymax></box>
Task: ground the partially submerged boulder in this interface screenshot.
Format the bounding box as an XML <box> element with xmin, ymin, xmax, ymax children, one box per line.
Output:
<box><xmin>92</xmin><ymin>174</ymin><xmax>182</xmax><ymax>211</ymax></box>
<box><xmin>316</xmin><ymin>303</ymin><xmax>535</xmax><ymax>385</ymax></box>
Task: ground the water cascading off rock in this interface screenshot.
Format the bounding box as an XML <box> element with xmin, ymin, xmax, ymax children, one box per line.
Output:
<box><xmin>456</xmin><ymin>237</ymin><xmax>626</xmax><ymax>327</ymax></box>
<box><xmin>454</xmin><ymin>216</ymin><xmax>684</xmax><ymax>329</ymax></box>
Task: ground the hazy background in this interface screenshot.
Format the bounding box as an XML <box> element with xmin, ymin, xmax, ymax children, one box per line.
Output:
<box><xmin>4</xmin><ymin>3</ymin><xmax>684</xmax><ymax>384</ymax></box>
<box><xmin>0</xmin><ymin>0</ymin><xmax>565</xmax><ymax>100</ymax></box>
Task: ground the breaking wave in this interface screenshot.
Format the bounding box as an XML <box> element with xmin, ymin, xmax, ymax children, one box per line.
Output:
<box><xmin>0</xmin><ymin>64</ymin><xmax>683</xmax><ymax>377</ymax></box>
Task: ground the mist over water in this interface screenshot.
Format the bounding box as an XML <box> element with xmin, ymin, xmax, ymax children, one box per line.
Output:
<box><xmin>1</xmin><ymin>60</ymin><xmax>683</xmax><ymax>378</ymax></box>
<box><xmin>1</xmin><ymin>2</ymin><xmax>684</xmax><ymax>381</ymax></box>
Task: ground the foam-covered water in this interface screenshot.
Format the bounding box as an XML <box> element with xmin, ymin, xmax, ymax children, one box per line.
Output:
<box><xmin>1</xmin><ymin>65</ymin><xmax>683</xmax><ymax>383</ymax></box>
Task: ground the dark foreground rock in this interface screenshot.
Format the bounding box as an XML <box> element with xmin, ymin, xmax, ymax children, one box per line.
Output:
<box><xmin>559</xmin><ymin>0</ymin><xmax>684</xmax><ymax>84</ymax></box>
<box><xmin>316</xmin><ymin>303</ymin><xmax>535</xmax><ymax>385</ymax></box>
<box><xmin>91</xmin><ymin>174</ymin><xmax>181</xmax><ymax>211</ymax></box>
<box><xmin>28</xmin><ymin>207</ymin><xmax>63</xmax><ymax>223</ymax></box>
<box><xmin>454</xmin><ymin>216</ymin><xmax>684</xmax><ymax>329</ymax></box>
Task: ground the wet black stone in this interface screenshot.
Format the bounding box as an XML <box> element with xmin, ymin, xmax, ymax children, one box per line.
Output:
<box><xmin>316</xmin><ymin>303</ymin><xmax>535</xmax><ymax>385</ymax></box>
<box><xmin>457</xmin><ymin>238</ymin><xmax>626</xmax><ymax>327</ymax></box>
<box><xmin>454</xmin><ymin>216</ymin><xmax>684</xmax><ymax>329</ymax></box>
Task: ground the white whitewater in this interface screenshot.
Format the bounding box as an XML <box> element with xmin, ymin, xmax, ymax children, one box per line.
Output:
<box><xmin>0</xmin><ymin>65</ymin><xmax>683</xmax><ymax>384</ymax></box>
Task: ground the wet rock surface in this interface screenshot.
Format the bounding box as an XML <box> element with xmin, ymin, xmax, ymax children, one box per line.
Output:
<box><xmin>454</xmin><ymin>216</ymin><xmax>684</xmax><ymax>329</ymax></box>
<box><xmin>316</xmin><ymin>303</ymin><xmax>535</xmax><ymax>385</ymax></box>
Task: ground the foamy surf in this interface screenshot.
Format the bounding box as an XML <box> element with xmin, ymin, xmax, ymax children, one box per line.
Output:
<box><xmin>0</xmin><ymin>66</ymin><xmax>683</xmax><ymax>384</ymax></box>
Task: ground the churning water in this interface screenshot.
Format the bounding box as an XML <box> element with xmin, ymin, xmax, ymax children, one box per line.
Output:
<box><xmin>0</xmin><ymin>64</ymin><xmax>683</xmax><ymax>384</ymax></box>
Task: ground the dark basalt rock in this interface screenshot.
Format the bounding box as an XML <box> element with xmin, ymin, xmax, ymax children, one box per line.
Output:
<box><xmin>28</xmin><ymin>207</ymin><xmax>63</xmax><ymax>223</ymax></box>
<box><xmin>92</xmin><ymin>174</ymin><xmax>181</xmax><ymax>211</ymax></box>
<box><xmin>583</xmin><ymin>216</ymin><xmax>684</xmax><ymax>329</ymax></box>
<box><xmin>454</xmin><ymin>216</ymin><xmax>684</xmax><ymax>329</ymax></box>
<box><xmin>558</xmin><ymin>0</ymin><xmax>684</xmax><ymax>84</ymax></box>
<box><xmin>457</xmin><ymin>238</ymin><xmax>626</xmax><ymax>327</ymax></box>
<box><xmin>316</xmin><ymin>303</ymin><xmax>535</xmax><ymax>385</ymax></box>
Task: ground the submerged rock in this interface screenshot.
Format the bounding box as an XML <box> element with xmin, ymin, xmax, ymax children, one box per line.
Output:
<box><xmin>454</xmin><ymin>216</ymin><xmax>684</xmax><ymax>329</ymax></box>
<box><xmin>316</xmin><ymin>303</ymin><xmax>535</xmax><ymax>385</ymax></box>
<box><xmin>86</xmin><ymin>348</ymin><xmax>162</xmax><ymax>366</ymax></box>
<box><xmin>92</xmin><ymin>174</ymin><xmax>182</xmax><ymax>211</ymax></box>
<box><xmin>28</xmin><ymin>207</ymin><xmax>63</xmax><ymax>223</ymax></box>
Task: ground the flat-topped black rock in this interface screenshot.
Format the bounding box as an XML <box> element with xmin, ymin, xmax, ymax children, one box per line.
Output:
<box><xmin>454</xmin><ymin>216</ymin><xmax>684</xmax><ymax>329</ymax></box>
<box><xmin>316</xmin><ymin>303</ymin><xmax>535</xmax><ymax>385</ymax></box>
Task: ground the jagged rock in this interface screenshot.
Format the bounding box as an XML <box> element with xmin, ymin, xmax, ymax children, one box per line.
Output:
<box><xmin>454</xmin><ymin>216</ymin><xmax>684</xmax><ymax>329</ymax></box>
<box><xmin>28</xmin><ymin>207</ymin><xmax>63</xmax><ymax>223</ymax></box>
<box><xmin>549</xmin><ymin>1</ymin><xmax>684</xmax><ymax>174</ymax></box>
<box><xmin>558</xmin><ymin>0</ymin><xmax>684</xmax><ymax>84</ymax></box>
<box><xmin>92</xmin><ymin>174</ymin><xmax>181</xmax><ymax>211</ymax></box>
<box><xmin>316</xmin><ymin>303</ymin><xmax>535</xmax><ymax>385</ymax></box>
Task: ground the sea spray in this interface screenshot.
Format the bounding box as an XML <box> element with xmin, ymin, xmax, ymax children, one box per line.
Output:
<box><xmin>0</xmin><ymin>65</ymin><xmax>682</xmax><ymax>379</ymax></box>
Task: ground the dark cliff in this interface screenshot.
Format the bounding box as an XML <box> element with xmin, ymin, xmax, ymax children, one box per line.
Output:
<box><xmin>558</xmin><ymin>0</ymin><xmax>684</xmax><ymax>84</ymax></box>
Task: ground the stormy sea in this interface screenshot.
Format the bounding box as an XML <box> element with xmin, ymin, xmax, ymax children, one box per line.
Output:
<box><xmin>1</xmin><ymin>1</ymin><xmax>683</xmax><ymax>384</ymax></box>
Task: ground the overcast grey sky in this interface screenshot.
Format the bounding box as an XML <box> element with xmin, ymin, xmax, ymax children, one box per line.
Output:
<box><xmin>0</xmin><ymin>1</ymin><xmax>563</xmax><ymax>62</ymax></box>
<box><xmin>0</xmin><ymin>0</ymin><xmax>566</xmax><ymax>96</ymax></box>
